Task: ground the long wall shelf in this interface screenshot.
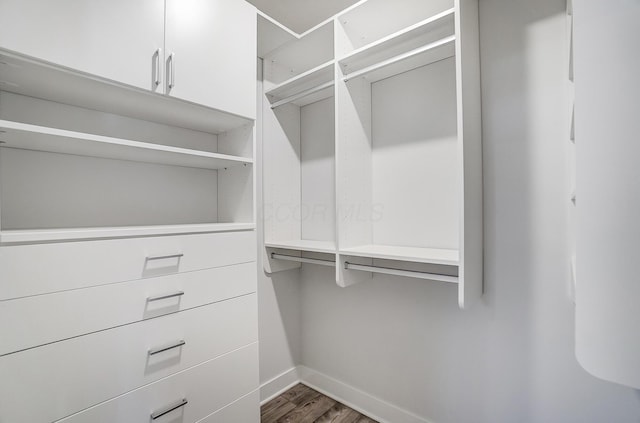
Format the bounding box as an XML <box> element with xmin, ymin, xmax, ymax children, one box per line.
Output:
<box><xmin>0</xmin><ymin>120</ymin><xmax>253</xmax><ymax>170</ymax></box>
<box><xmin>0</xmin><ymin>222</ymin><xmax>256</xmax><ymax>244</ymax></box>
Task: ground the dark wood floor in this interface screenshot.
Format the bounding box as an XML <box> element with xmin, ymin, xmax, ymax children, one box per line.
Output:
<box><xmin>261</xmin><ymin>384</ymin><xmax>378</xmax><ymax>423</ymax></box>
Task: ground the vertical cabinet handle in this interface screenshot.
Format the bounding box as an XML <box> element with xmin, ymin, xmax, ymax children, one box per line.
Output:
<box><xmin>168</xmin><ymin>52</ymin><xmax>175</xmax><ymax>90</ymax></box>
<box><xmin>151</xmin><ymin>398</ymin><xmax>188</xmax><ymax>420</ymax></box>
<box><xmin>153</xmin><ymin>48</ymin><xmax>162</xmax><ymax>87</ymax></box>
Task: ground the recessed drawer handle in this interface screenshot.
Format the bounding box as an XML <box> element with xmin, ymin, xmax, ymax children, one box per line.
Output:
<box><xmin>151</xmin><ymin>398</ymin><xmax>188</xmax><ymax>420</ymax></box>
<box><xmin>147</xmin><ymin>291</ymin><xmax>185</xmax><ymax>302</ymax></box>
<box><xmin>148</xmin><ymin>340</ymin><xmax>186</xmax><ymax>356</ymax></box>
<box><xmin>146</xmin><ymin>253</ymin><xmax>184</xmax><ymax>261</ymax></box>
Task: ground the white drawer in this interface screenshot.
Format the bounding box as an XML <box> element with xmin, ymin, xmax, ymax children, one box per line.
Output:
<box><xmin>0</xmin><ymin>294</ymin><xmax>257</xmax><ymax>423</ymax></box>
<box><xmin>0</xmin><ymin>262</ymin><xmax>256</xmax><ymax>356</ymax></box>
<box><xmin>198</xmin><ymin>390</ymin><xmax>260</xmax><ymax>423</ymax></box>
<box><xmin>0</xmin><ymin>230</ymin><xmax>256</xmax><ymax>300</ymax></box>
<box><xmin>57</xmin><ymin>343</ymin><xmax>259</xmax><ymax>423</ymax></box>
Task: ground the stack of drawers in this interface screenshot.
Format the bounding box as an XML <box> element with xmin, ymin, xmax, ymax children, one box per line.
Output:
<box><xmin>0</xmin><ymin>231</ymin><xmax>259</xmax><ymax>422</ymax></box>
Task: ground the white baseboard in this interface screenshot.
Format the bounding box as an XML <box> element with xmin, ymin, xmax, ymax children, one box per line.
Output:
<box><xmin>259</xmin><ymin>366</ymin><xmax>301</xmax><ymax>405</ymax></box>
<box><xmin>298</xmin><ymin>365</ymin><xmax>432</xmax><ymax>423</ymax></box>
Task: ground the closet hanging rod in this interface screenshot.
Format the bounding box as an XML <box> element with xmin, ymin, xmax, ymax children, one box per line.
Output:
<box><xmin>344</xmin><ymin>262</ymin><xmax>459</xmax><ymax>284</ymax></box>
<box><xmin>342</xmin><ymin>35</ymin><xmax>456</xmax><ymax>82</ymax></box>
<box><xmin>270</xmin><ymin>81</ymin><xmax>335</xmax><ymax>109</ymax></box>
<box><xmin>271</xmin><ymin>252</ymin><xmax>336</xmax><ymax>267</ymax></box>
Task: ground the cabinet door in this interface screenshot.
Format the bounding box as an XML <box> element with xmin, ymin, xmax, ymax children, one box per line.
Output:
<box><xmin>165</xmin><ymin>0</ymin><xmax>257</xmax><ymax>118</ymax></box>
<box><xmin>0</xmin><ymin>0</ymin><xmax>164</xmax><ymax>91</ymax></box>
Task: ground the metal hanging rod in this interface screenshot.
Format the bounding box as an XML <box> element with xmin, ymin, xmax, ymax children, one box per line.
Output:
<box><xmin>270</xmin><ymin>81</ymin><xmax>335</xmax><ymax>109</ymax></box>
<box><xmin>344</xmin><ymin>262</ymin><xmax>459</xmax><ymax>284</ymax></box>
<box><xmin>270</xmin><ymin>253</ymin><xmax>458</xmax><ymax>283</ymax></box>
<box><xmin>270</xmin><ymin>252</ymin><xmax>336</xmax><ymax>267</ymax></box>
<box><xmin>343</xmin><ymin>35</ymin><xmax>456</xmax><ymax>82</ymax></box>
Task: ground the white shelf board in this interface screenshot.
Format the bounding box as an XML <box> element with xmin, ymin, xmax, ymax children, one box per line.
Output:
<box><xmin>339</xmin><ymin>8</ymin><xmax>455</xmax><ymax>74</ymax></box>
<box><xmin>266</xmin><ymin>61</ymin><xmax>335</xmax><ymax>108</ymax></box>
<box><xmin>0</xmin><ymin>222</ymin><xmax>256</xmax><ymax>244</ymax></box>
<box><xmin>340</xmin><ymin>244</ymin><xmax>459</xmax><ymax>266</ymax></box>
<box><xmin>342</xmin><ymin>35</ymin><xmax>456</xmax><ymax>83</ymax></box>
<box><xmin>335</xmin><ymin>0</ymin><xmax>455</xmax><ymax>53</ymax></box>
<box><xmin>265</xmin><ymin>239</ymin><xmax>336</xmax><ymax>254</ymax></box>
<box><xmin>0</xmin><ymin>49</ymin><xmax>252</xmax><ymax>134</ymax></box>
<box><xmin>0</xmin><ymin>120</ymin><xmax>253</xmax><ymax>170</ymax></box>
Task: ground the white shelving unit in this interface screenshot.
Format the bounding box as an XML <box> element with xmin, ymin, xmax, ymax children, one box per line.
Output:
<box><xmin>260</xmin><ymin>0</ymin><xmax>482</xmax><ymax>309</ymax></box>
<box><xmin>0</xmin><ymin>49</ymin><xmax>256</xmax><ymax>244</ymax></box>
<box><xmin>261</xmin><ymin>19</ymin><xmax>337</xmax><ymax>273</ymax></box>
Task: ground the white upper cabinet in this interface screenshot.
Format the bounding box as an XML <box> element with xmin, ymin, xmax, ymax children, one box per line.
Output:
<box><xmin>165</xmin><ymin>0</ymin><xmax>257</xmax><ymax>118</ymax></box>
<box><xmin>0</xmin><ymin>0</ymin><xmax>164</xmax><ymax>92</ymax></box>
<box><xmin>0</xmin><ymin>0</ymin><xmax>256</xmax><ymax>118</ymax></box>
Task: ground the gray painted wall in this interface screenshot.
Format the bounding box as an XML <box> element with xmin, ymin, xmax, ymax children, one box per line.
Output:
<box><xmin>258</xmin><ymin>0</ymin><xmax>640</xmax><ymax>421</ymax></box>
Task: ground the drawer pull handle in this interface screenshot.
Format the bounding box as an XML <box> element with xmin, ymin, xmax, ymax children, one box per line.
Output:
<box><xmin>146</xmin><ymin>253</ymin><xmax>184</xmax><ymax>261</ymax></box>
<box><xmin>151</xmin><ymin>398</ymin><xmax>188</xmax><ymax>420</ymax></box>
<box><xmin>147</xmin><ymin>291</ymin><xmax>185</xmax><ymax>302</ymax></box>
<box><xmin>148</xmin><ymin>340</ymin><xmax>186</xmax><ymax>356</ymax></box>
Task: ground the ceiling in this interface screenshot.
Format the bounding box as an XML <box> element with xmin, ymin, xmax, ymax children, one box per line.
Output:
<box><xmin>246</xmin><ymin>0</ymin><xmax>360</xmax><ymax>33</ymax></box>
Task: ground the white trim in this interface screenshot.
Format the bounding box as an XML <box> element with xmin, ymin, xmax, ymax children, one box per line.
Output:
<box><xmin>298</xmin><ymin>366</ymin><xmax>433</xmax><ymax>423</ymax></box>
<box><xmin>256</xmin><ymin>9</ymin><xmax>300</xmax><ymax>39</ymax></box>
<box><xmin>259</xmin><ymin>366</ymin><xmax>301</xmax><ymax>405</ymax></box>
<box><xmin>256</xmin><ymin>0</ymin><xmax>370</xmax><ymax>39</ymax></box>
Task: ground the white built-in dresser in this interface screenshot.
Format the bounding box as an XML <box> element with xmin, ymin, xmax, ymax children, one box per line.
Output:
<box><xmin>0</xmin><ymin>0</ymin><xmax>260</xmax><ymax>421</ymax></box>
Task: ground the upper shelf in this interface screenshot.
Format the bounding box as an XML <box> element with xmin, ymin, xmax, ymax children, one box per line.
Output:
<box><xmin>0</xmin><ymin>120</ymin><xmax>253</xmax><ymax>170</ymax></box>
<box><xmin>339</xmin><ymin>9</ymin><xmax>456</xmax><ymax>83</ymax></box>
<box><xmin>266</xmin><ymin>60</ymin><xmax>335</xmax><ymax>108</ymax></box>
<box><xmin>340</xmin><ymin>244</ymin><xmax>459</xmax><ymax>267</ymax></box>
<box><xmin>0</xmin><ymin>49</ymin><xmax>253</xmax><ymax>134</ymax></box>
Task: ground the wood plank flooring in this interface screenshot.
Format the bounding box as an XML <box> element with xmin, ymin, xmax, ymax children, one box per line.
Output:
<box><xmin>261</xmin><ymin>384</ymin><xmax>378</xmax><ymax>423</ymax></box>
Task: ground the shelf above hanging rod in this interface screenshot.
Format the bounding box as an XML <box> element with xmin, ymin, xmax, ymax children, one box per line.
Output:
<box><xmin>270</xmin><ymin>253</ymin><xmax>459</xmax><ymax>283</ymax></box>
<box><xmin>344</xmin><ymin>261</ymin><xmax>459</xmax><ymax>284</ymax></box>
<box><xmin>342</xmin><ymin>35</ymin><xmax>456</xmax><ymax>83</ymax></box>
<box><xmin>270</xmin><ymin>252</ymin><xmax>336</xmax><ymax>267</ymax></box>
<box><xmin>270</xmin><ymin>81</ymin><xmax>335</xmax><ymax>109</ymax></box>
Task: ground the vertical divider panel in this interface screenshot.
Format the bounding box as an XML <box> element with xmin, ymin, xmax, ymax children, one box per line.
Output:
<box><xmin>455</xmin><ymin>0</ymin><xmax>483</xmax><ymax>308</ymax></box>
<box><xmin>262</xmin><ymin>92</ymin><xmax>302</xmax><ymax>273</ymax></box>
<box><xmin>335</xmin><ymin>19</ymin><xmax>373</xmax><ymax>286</ymax></box>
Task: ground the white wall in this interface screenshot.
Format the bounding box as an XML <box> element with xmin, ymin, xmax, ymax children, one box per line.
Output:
<box><xmin>258</xmin><ymin>0</ymin><xmax>640</xmax><ymax>421</ymax></box>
